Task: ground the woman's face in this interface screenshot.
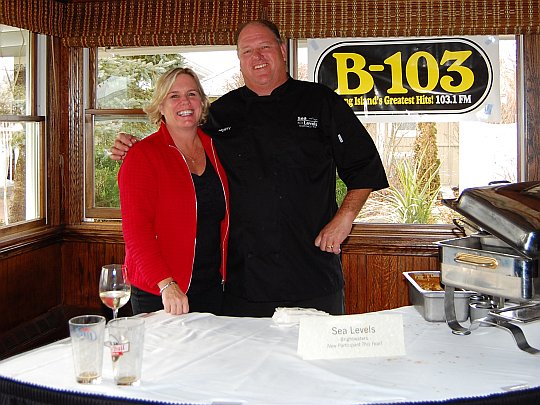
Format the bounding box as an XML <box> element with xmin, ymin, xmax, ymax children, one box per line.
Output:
<box><xmin>159</xmin><ymin>73</ymin><xmax>203</xmax><ymax>130</ymax></box>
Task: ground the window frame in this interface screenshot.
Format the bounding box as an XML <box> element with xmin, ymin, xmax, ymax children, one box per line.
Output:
<box><xmin>0</xmin><ymin>28</ymin><xmax>46</xmax><ymax>237</ymax></box>
<box><xmin>84</xmin><ymin>108</ymin><xmax>145</xmax><ymax>220</ymax></box>
<box><xmin>82</xmin><ymin>37</ymin><xmax>525</xmax><ymax>226</ymax></box>
<box><xmin>83</xmin><ymin>45</ymin><xmax>241</xmax><ymax>220</ymax></box>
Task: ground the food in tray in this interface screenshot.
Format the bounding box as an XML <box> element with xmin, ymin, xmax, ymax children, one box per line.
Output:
<box><xmin>409</xmin><ymin>273</ymin><xmax>444</xmax><ymax>291</ymax></box>
<box><xmin>403</xmin><ymin>271</ymin><xmax>473</xmax><ymax>322</ymax></box>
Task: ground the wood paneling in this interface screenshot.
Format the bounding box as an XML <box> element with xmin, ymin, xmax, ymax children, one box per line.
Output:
<box><xmin>523</xmin><ymin>35</ymin><xmax>540</xmax><ymax>181</ymax></box>
<box><xmin>342</xmin><ymin>245</ymin><xmax>440</xmax><ymax>314</ymax></box>
<box><xmin>61</xmin><ymin>238</ymin><xmax>127</xmax><ymax>316</ymax></box>
<box><xmin>65</xmin><ymin>47</ymin><xmax>85</xmax><ymax>225</ymax></box>
<box><xmin>48</xmin><ymin>36</ymin><xmax>70</xmax><ymax>227</ymax></box>
<box><xmin>58</xmin><ymin>234</ymin><xmax>443</xmax><ymax>318</ymax></box>
<box><xmin>341</xmin><ymin>224</ymin><xmax>454</xmax><ymax>314</ymax></box>
<box><xmin>0</xmin><ymin>243</ymin><xmax>62</xmax><ymax>333</ymax></box>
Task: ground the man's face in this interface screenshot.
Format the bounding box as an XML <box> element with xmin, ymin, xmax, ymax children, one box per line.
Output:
<box><xmin>236</xmin><ymin>23</ymin><xmax>288</xmax><ymax>96</ymax></box>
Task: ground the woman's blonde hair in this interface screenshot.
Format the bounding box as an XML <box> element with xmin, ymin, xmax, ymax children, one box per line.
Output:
<box><xmin>144</xmin><ymin>67</ymin><xmax>211</xmax><ymax>126</ymax></box>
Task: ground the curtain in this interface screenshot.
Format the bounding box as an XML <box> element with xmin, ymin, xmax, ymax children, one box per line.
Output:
<box><xmin>266</xmin><ymin>0</ymin><xmax>540</xmax><ymax>39</ymax></box>
<box><xmin>62</xmin><ymin>0</ymin><xmax>262</xmax><ymax>47</ymax></box>
<box><xmin>0</xmin><ymin>0</ymin><xmax>539</xmax><ymax>47</ymax></box>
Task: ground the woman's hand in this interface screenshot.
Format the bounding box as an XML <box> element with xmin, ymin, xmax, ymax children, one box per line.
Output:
<box><xmin>158</xmin><ymin>279</ymin><xmax>189</xmax><ymax>315</ymax></box>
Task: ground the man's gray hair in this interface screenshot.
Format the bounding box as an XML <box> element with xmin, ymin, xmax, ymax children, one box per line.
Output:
<box><xmin>235</xmin><ymin>19</ymin><xmax>282</xmax><ymax>45</ymax></box>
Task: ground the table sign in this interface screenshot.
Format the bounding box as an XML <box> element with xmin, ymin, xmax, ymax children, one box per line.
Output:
<box><xmin>297</xmin><ymin>313</ymin><xmax>406</xmax><ymax>360</ymax></box>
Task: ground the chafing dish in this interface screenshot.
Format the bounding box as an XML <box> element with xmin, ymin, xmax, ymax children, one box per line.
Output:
<box><xmin>438</xmin><ymin>181</ymin><xmax>540</xmax><ymax>354</ymax></box>
<box><xmin>404</xmin><ymin>271</ymin><xmax>474</xmax><ymax>322</ymax></box>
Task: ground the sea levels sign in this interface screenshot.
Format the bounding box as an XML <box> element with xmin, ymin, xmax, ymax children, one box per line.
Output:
<box><xmin>308</xmin><ymin>37</ymin><xmax>500</xmax><ymax>122</ymax></box>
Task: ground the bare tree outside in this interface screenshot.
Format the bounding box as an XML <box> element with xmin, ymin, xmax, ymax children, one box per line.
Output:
<box><xmin>86</xmin><ymin>39</ymin><xmax>518</xmax><ymax>225</ymax></box>
<box><xmin>0</xmin><ymin>26</ymin><xmax>28</xmax><ymax>225</ymax></box>
<box><xmin>222</xmin><ymin>71</ymin><xmax>244</xmax><ymax>92</ymax></box>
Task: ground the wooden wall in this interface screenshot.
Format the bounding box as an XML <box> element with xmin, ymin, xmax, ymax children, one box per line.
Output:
<box><xmin>0</xmin><ymin>229</ymin><xmax>445</xmax><ymax>335</ymax></box>
<box><xmin>523</xmin><ymin>35</ymin><xmax>540</xmax><ymax>181</ymax></box>
<box><xmin>0</xmin><ymin>222</ymin><xmax>451</xmax><ymax>334</ymax></box>
<box><xmin>343</xmin><ymin>252</ymin><xmax>439</xmax><ymax>314</ymax></box>
<box><xmin>59</xmin><ymin>226</ymin><xmax>127</xmax><ymax>316</ymax></box>
<box><xmin>341</xmin><ymin>225</ymin><xmax>453</xmax><ymax>314</ymax></box>
<box><xmin>0</xmin><ymin>238</ymin><xmax>62</xmax><ymax>332</ymax></box>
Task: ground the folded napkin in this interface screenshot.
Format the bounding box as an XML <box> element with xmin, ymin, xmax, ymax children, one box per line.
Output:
<box><xmin>272</xmin><ymin>307</ymin><xmax>330</xmax><ymax>327</ymax></box>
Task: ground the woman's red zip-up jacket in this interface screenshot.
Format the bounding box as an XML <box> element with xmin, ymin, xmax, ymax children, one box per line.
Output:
<box><xmin>118</xmin><ymin>123</ymin><xmax>230</xmax><ymax>296</ymax></box>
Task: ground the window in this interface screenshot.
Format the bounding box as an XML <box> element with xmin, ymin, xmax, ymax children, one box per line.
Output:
<box><xmin>84</xmin><ymin>45</ymin><xmax>239</xmax><ymax>219</ymax></box>
<box><xmin>0</xmin><ymin>25</ymin><xmax>45</xmax><ymax>234</ymax></box>
<box><xmin>85</xmin><ymin>37</ymin><xmax>519</xmax><ymax>226</ymax></box>
<box><xmin>302</xmin><ymin>36</ymin><xmax>518</xmax><ymax>224</ymax></box>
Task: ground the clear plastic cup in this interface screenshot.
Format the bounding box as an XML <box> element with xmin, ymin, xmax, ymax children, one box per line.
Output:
<box><xmin>68</xmin><ymin>315</ymin><xmax>106</xmax><ymax>384</ymax></box>
<box><xmin>107</xmin><ymin>317</ymin><xmax>145</xmax><ymax>385</ymax></box>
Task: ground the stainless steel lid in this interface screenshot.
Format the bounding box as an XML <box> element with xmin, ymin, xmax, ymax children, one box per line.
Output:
<box><xmin>443</xmin><ymin>181</ymin><xmax>540</xmax><ymax>260</ymax></box>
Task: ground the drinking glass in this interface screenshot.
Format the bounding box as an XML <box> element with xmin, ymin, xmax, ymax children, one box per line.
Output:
<box><xmin>99</xmin><ymin>264</ymin><xmax>131</xmax><ymax>319</ymax></box>
<box><xmin>107</xmin><ymin>317</ymin><xmax>145</xmax><ymax>385</ymax></box>
<box><xmin>69</xmin><ymin>315</ymin><xmax>106</xmax><ymax>384</ymax></box>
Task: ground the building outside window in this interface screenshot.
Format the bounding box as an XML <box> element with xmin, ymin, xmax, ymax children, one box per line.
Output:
<box><xmin>0</xmin><ymin>24</ymin><xmax>45</xmax><ymax>234</ymax></box>
<box><xmin>85</xmin><ymin>36</ymin><xmax>518</xmax><ymax>225</ymax></box>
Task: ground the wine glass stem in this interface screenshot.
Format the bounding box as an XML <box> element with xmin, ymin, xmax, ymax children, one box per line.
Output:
<box><xmin>113</xmin><ymin>308</ymin><xmax>118</xmax><ymax>319</ymax></box>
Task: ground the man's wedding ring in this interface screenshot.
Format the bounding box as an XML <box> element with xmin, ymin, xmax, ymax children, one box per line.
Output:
<box><xmin>326</xmin><ymin>245</ymin><xmax>334</xmax><ymax>249</ymax></box>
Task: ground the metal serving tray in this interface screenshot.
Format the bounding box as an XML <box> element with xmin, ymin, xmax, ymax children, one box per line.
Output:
<box><xmin>439</xmin><ymin>235</ymin><xmax>539</xmax><ymax>301</ymax></box>
<box><xmin>489</xmin><ymin>302</ymin><xmax>540</xmax><ymax>323</ymax></box>
<box><xmin>404</xmin><ymin>271</ymin><xmax>474</xmax><ymax>322</ymax></box>
<box><xmin>441</xmin><ymin>181</ymin><xmax>540</xmax><ymax>301</ymax></box>
<box><xmin>440</xmin><ymin>182</ymin><xmax>540</xmax><ymax>353</ymax></box>
<box><xmin>443</xmin><ymin>181</ymin><xmax>540</xmax><ymax>260</ymax></box>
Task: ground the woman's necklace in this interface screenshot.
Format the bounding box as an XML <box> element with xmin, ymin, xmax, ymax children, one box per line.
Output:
<box><xmin>176</xmin><ymin>142</ymin><xmax>203</xmax><ymax>166</ymax></box>
<box><xmin>178</xmin><ymin>147</ymin><xmax>199</xmax><ymax>164</ymax></box>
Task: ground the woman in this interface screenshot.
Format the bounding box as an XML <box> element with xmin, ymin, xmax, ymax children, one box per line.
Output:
<box><xmin>118</xmin><ymin>68</ymin><xmax>230</xmax><ymax>316</ymax></box>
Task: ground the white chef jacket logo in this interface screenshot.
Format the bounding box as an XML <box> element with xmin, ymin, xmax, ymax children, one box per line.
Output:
<box><xmin>297</xmin><ymin>117</ymin><xmax>318</xmax><ymax>128</ymax></box>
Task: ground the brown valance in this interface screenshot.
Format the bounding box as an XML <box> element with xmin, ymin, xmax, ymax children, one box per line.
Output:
<box><xmin>267</xmin><ymin>0</ymin><xmax>540</xmax><ymax>38</ymax></box>
<box><xmin>1</xmin><ymin>0</ymin><xmax>539</xmax><ymax>48</ymax></box>
<box><xmin>62</xmin><ymin>0</ymin><xmax>262</xmax><ymax>47</ymax></box>
<box><xmin>0</xmin><ymin>0</ymin><xmax>63</xmax><ymax>38</ymax></box>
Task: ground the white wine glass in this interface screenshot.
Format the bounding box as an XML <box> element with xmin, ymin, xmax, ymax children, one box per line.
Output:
<box><xmin>99</xmin><ymin>264</ymin><xmax>131</xmax><ymax>319</ymax></box>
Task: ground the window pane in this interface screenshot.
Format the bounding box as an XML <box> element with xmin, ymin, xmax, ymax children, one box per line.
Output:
<box><xmin>0</xmin><ymin>25</ymin><xmax>43</xmax><ymax>231</ymax></box>
<box><xmin>88</xmin><ymin>39</ymin><xmax>518</xmax><ymax>226</ymax></box>
<box><xmin>303</xmin><ymin>36</ymin><xmax>518</xmax><ymax>224</ymax></box>
<box><xmin>89</xmin><ymin>46</ymin><xmax>241</xmax><ymax>215</ymax></box>
<box><xmin>0</xmin><ymin>25</ymin><xmax>29</xmax><ymax>114</ymax></box>
<box><xmin>97</xmin><ymin>52</ymin><xmax>184</xmax><ymax>108</ymax></box>
<box><xmin>93</xmin><ymin>117</ymin><xmax>155</xmax><ymax>208</ymax></box>
<box><xmin>0</xmin><ymin>121</ymin><xmax>41</xmax><ymax>225</ymax></box>
<box><xmin>96</xmin><ymin>46</ymin><xmax>240</xmax><ymax>108</ymax></box>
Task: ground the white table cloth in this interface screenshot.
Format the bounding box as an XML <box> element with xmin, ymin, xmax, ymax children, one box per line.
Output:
<box><xmin>1</xmin><ymin>306</ymin><xmax>539</xmax><ymax>405</ymax></box>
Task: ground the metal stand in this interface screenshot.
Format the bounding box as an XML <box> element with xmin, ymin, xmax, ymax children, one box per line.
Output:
<box><xmin>444</xmin><ymin>285</ymin><xmax>540</xmax><ymax>354</ymax></box>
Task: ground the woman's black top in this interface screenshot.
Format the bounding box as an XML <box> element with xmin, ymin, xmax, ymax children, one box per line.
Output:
<box><xmin>189</xmin><ymin>154</ymin><xmax>226</xmax><ymax>295</ymax></box>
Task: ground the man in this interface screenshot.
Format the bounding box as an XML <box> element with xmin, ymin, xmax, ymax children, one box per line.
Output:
<box><xmin>111</xmin><ymin>20</ymin><xmax>388</xmax><ymax>317</ymax></box>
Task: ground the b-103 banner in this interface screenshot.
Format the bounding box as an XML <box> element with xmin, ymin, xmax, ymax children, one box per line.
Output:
<box><xmin>308</xmin><ymin>37</ymin><xmax>500</xmax><ymax>122</ymax></box>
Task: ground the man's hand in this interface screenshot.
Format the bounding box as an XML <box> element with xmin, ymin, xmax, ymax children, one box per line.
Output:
<box><xmin>314</xmin><ymin>217</ymin><xmax>351</xmax><ymax>254</ymax></box>
<box><xmin>314</xmin><ymin>189</ymin><xmax>372</xmax><ymax>254</ymax></box>
<box><xmin>109</xmin><ymin>132</ymin><xmax>139</xmax><ymax>161</ymax></box>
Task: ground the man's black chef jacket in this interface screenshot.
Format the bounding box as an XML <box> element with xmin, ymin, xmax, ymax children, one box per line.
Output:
<box><xmin>203</xmin><ymin>77</ymin><xmax>388</xmax><ymax>302</ymax></box>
